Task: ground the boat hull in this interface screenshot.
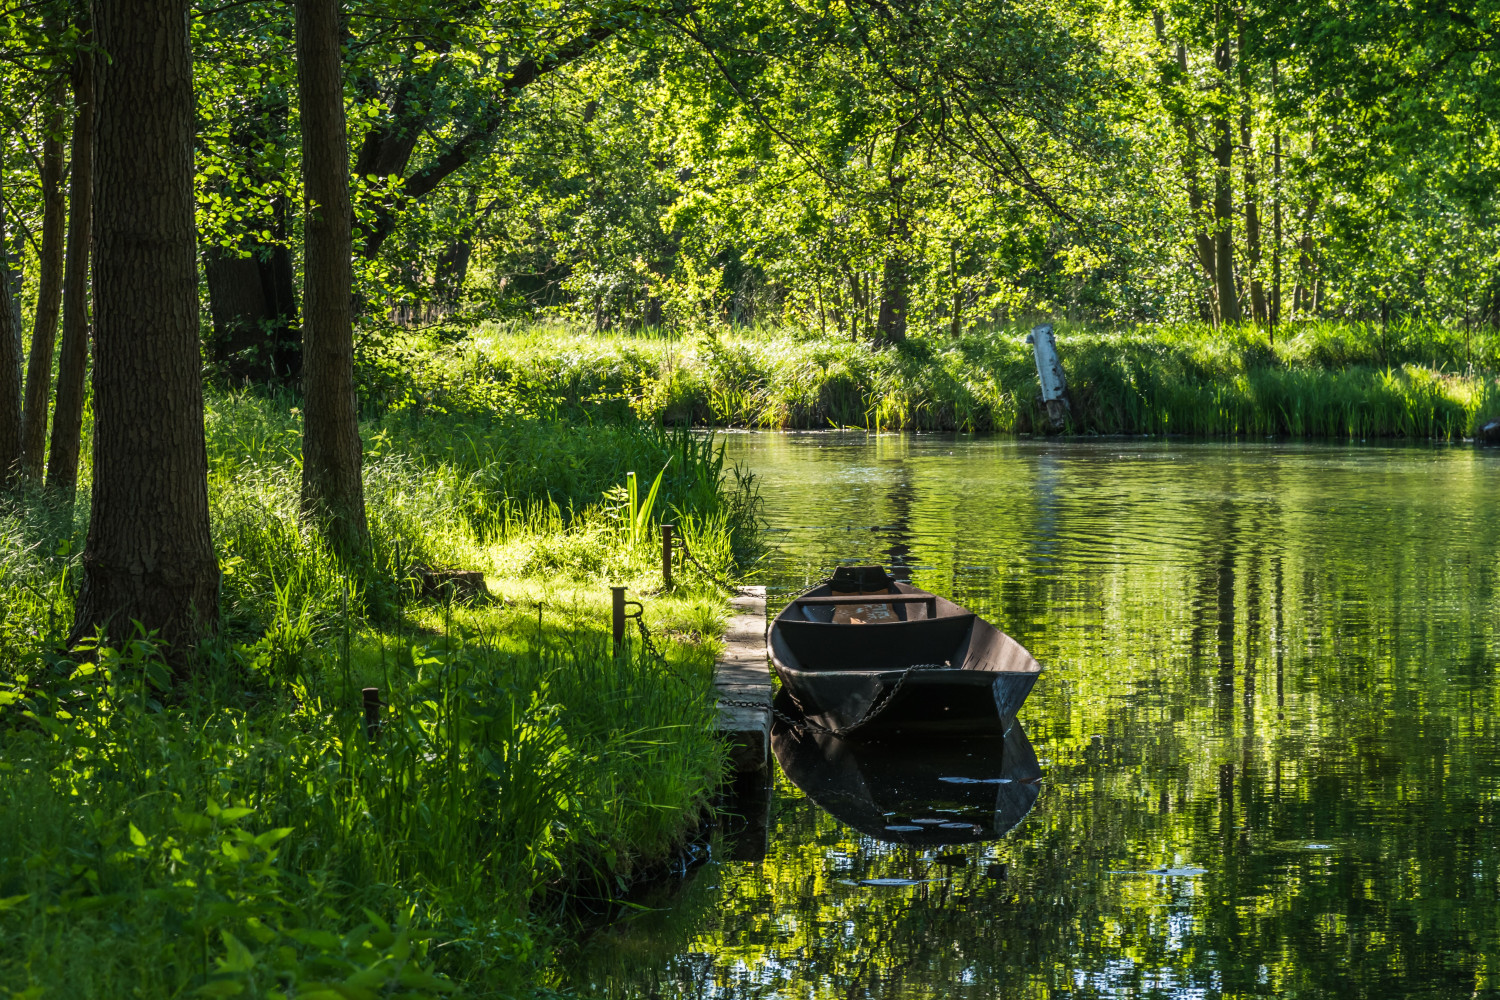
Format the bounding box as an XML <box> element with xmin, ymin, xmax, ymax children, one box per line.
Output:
<box><xmin>776</xmin><ymin>665</ymin><xmax>1039</xmax><ymax>737</ymax></box>
<box><xmin>770</xmin><ymin>568</ymin><xmax>1043</xmax><ymax>739</ymax></box>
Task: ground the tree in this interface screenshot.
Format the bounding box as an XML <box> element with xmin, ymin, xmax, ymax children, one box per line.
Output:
<box><xmin>351</xmin><ymin>18</ymin><xmax>620</xmax><ymax>261</ymax></box>
<box><xmin>202</xmin><ymin>92</ymin><xmax>301</xmax><ymax>384</ymax></box>
<box><xmin>47</xmin><ymin>43</ymin><xmax>94</xmax><ymax>498</ymax></box>
<box><xmin>297</xmin><ymin>0</ymin><xmax>368</xmax><ymax>555</ymax></box>
<box><xmin>195</xmin><ymin>6</ymin><xmax>303</xmax><ymax>384</ymax></box>
<box><xmin>873</xmin><ymin>123</ymin><xmax>912</xmax><ymax>345</ymax></box>
<box><xmin>1210</xmin><ymin>0</ymin><xmax>1241</xmax><ymax>323</ymax></box>
<box><xmin>0</xmin><ymin>176</ymin><xmax>19</xmax><ymax>484</ymax></box>
<box><xmin>73</xmin><ymin>0</ymin><xmax>219</xmax><ymax>651</ymax></box>
<box><xmin>20</xmin><ymin>72</ymin><xmax>66</xmax><ymax>477</ymax></box>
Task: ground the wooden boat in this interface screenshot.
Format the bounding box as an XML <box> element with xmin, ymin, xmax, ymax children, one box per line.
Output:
<box><xmin>771</xmin><ymin>702</ymin><xmax>1042</xmax><ymax>845</ymax></box>
<box><xmin>769</xmin><ymin>566</ymin><xmax>1042</xmax><ymax>738</ymax></box>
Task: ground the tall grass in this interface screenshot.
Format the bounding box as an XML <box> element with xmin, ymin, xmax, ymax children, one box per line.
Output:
<box><xmin>402</xmin><ymin>319</ymin><xmax>1500</xmax><ymax>437</ymax></box>
<box><xmin>0</xmin><ymin>623</ymin><xmax>721</xmax><ymax>996</ymax></box>
<box><xmin>0</xmin><ymin>382</ymin><xmax>758</xmax><ymax>997</ymax></box>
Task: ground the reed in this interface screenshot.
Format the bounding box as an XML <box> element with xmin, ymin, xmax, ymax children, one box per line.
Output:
<box><xmin>418</xmin><ymin>318</ymin><xmax>1500</xmax><ymax>438</ymax></box>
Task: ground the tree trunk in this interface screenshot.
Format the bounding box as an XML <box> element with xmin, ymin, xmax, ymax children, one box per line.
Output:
<box><xmin>21</xmin><ymin>75</ymin><xmax>69</xmax><ymax>478</ymax></box>
<box><xmin>1270</xmin><ymin>60</ymin><xmax>1282</xmax><ymax>335</ymax></box>
<box><xmin>1155</xmin><ymin>14</ymin><xmax>1218</xmax><ymax>320</ymax></box>
<box><xmin>0</xmin><ymin>173</ymin><xmax>20</xmax><ymax>484</ymax></box>
<box><xmin>297</xmin><ymin>0</ymin><xmax>368</xmax><ymax>556</ymax></box>
<box><xmin>48</xmin><ymin>49</ymin><xmax>94</xmax><ymax>499</ymax></box>
<box><xmin>205</xmin><ymin>94</ymin><xmax>300</xmax><ymax>384</ymax></box>
<box><xmin>873</xmin><ymin>125</ymin><xmax>911</xmax><ymax>346</ymax></box>
<box><xmin>432</xmin><ymin>187</ymin><xmax>480</xmax><ymax>312</ymax></box>
<box><xmin>948</xmin><ymin>243</ymin><xmax>963</xmax><ymax>338</ymax></box>
<box><xmin>1295</xmin><ymin>229</ymin><xmax>1318</xmax><ymax>314</ymax></box>
<box><xmin>1212</xmin><ymin>4</ymin><xmax>1242</xmax><ymax>324</ymax></box>
<box><xmin>3</xmin><ymin>212</ymin><xmax>20</xmax><ymax>352</ymax></box>
<box><xmin>205</xmin><ymin>230</ymin><xmax>300</xmax><ymax>382</ymax></box>
<box><xmin>1238</xmin><ymin>15</ymin><xmax>1267</xmax><ymax>324</ymax></box>
<box><xmin>1293</xmin><ymin>193</ymin><xmax>1321</xmax><ymax>314</ymax></box>
<box><xmin>846</xmin><ymin>268</ymin><xmax>861</xmax><ymax>341</ymax></box>
<box><xmin>874</xmin><ymin>248</ymin><xmax>909</xmax><ymax>345</ymax></box>
<box><xmin>74</xmin><ymin>0</ymin><xmax>220</xmax><ymax>652</ymax></box>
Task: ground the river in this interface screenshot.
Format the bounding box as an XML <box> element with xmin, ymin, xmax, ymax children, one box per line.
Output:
<box><xmin>565</xmin><ymin>432</ymin><xmax>1500</xmax><ymax>999</ymax></box>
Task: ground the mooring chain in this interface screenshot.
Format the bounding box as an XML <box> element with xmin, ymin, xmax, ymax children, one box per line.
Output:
<box><xmin>629</xmin><ymin>613</ymin><xmax>703</xmax><ymax>689</ymax></box>
<box><xmin>638</xmin><ymin>573</ymin><xmax>945</xmax><ymax>738</ymax></box>
<box><xmin>760</xmin><ymin>661</ymin><xmax>949</xmax><ymax>738</ymax></box>
<box><xmin>671</xmin><ymin>533</ymin><xmax>756</xmax><ymax>596</ymax></box>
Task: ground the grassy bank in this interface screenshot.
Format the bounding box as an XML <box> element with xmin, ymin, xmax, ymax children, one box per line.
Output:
<box><xmin>395</xmin><ymin>319</ymin><xmax>1500</xmax><ymax>438</ymax></box>
<box><xmin>0</xmin><ymin>383</ymin><xmax>758</xmax><ymax>996</ymax></box>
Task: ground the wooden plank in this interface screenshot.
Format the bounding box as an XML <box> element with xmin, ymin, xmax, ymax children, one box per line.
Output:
<box><xmin>793</xmin><ymin>593</ymin><xmax>935</xmax><ymax>605</ymax></box>
<box><xmin>715</xmin><ymin>585</ymin><xmax>770</xmax><ymax>773</ymax></box>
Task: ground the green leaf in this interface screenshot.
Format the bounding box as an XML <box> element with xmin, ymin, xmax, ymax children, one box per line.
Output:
<box><xmin>254</xmin><ymin>827</ymin><xmax>293</xmax><ymax>850</ymax></box>
<box><xmin>216</xmin><ymin>931</ymin><xmax>257</xmax><ymax>974</ymax></box>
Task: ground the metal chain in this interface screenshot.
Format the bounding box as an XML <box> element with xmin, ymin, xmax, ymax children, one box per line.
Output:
<box><xmin>627</xmin><ymin>612</ymin><xmax>699</xmax><ymax>688</ymax></box>
<box><xmin>646</xmin><ymin>568</ymin><xmax>945</xmax><ymax>739</ymax></box>
<box><xmin>770</xmin><ymin>661</ymin><xmax>948</xmax><ymax>738</ymax></box>
<box><xmin>672</xmin><ymin>533</ymin><xmax>756</xmax><ymax>596</ymax></box>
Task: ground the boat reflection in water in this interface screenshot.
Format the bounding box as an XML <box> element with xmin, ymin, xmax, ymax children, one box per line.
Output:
<box><xmin>770</xmin><ymin>691</ymin><xmax>1043</xmax><ymax>846</ymax></box>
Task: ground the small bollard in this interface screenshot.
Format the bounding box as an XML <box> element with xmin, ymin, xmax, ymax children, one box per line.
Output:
<box><xmin>362</xmin><ymin>687</ymin><xmax>381</xmax><ymax>743</ymax></box>
<box><xmin>611</xmin><ymin>586</ymin><xmax>627</xmax><ymax>657</ymax></box>
<box><xmin>662</xmin><ymin>523</ymin><xmax>676</xmax><ymax>589</ymax></box>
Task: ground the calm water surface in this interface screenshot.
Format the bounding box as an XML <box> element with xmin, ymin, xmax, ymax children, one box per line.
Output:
<box><xmin>566</xmin><ymin>434</ymin><xmax>1500</xmax><ymax>999</ymax></box>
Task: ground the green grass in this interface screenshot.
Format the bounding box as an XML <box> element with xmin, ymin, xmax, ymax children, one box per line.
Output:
<box><xmin>401</xmin><ymin>318</ymin><xmax>1500</xmax><ymax>438</ymax></box>
<box><xmin>0</xmin><ymin>385</ymin><xmax>760</xmax><ymax>998</ymax></box>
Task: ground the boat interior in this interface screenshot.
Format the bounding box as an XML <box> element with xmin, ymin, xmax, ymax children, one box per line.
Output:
<box><xmin>774</xmin><ymin>566</ymin><xmax>1040</xmax><ymax>675</ymax></box>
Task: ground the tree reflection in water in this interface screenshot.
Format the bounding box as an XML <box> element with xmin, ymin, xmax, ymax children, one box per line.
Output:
<box><xmin>562</xmin><ymin>435</ymin><xmax>1500</xmax><ymax>999</ymax></box>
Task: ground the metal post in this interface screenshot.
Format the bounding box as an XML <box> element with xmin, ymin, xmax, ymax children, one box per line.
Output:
<box><xmin>611</xmin><ymin>586</ymin><xmax>627</xmax><ymax>656</ymax></box>
<box><xmin>662</xmin><ymin>523</ymin><xmax>675</xmax><ymax>589</ymax></box>
<box><xmin>362</xmin><ymin>687</ymin><xmax>381</xmax><ymax>743</ymax></box>
<box><xmin>1025</xmin><ymin>322</ymin><xmax>1072</xmax><ymax>431</ymax></box>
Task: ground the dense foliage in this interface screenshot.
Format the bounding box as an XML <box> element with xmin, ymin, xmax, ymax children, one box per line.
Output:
<box><xmin>4</xmin><ymin>0</ymin><xmax>1499</xmax><ymax>348</ymax></box>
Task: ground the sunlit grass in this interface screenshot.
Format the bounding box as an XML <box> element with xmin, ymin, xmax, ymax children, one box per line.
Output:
<box><xmin>417</xmin><ymin>318</ymin><xmax>1500</xmax><ymax>437</ymax></box>
<box><xmin>0</xmin><ymin>385</ymin><xmax>756</xmax><ymax>997</ymax></box>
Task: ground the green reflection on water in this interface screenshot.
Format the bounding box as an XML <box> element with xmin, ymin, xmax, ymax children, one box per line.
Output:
<box><xmin>564</xmin><ymin>434</ymin><xmax>1500</xmax><ymax>999</ymax></box>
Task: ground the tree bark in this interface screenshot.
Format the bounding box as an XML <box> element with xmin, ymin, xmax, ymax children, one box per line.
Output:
<box><xmin>874</xmin><ymin>246</ymin><xmax>909</xmax><ymax>345</ymax></box>
<box><xmin>0</xmin><ymin>174</ymin><xmax>20</xmax><ymax>484</ymax></box>
<box><xmin>205</xmin><ymin>230</ymin><xmax>300</xmax><ymax>382</ymax></box>
<box><xmin>298</xmin><ymin>0</ymin><xmax>368</xmax><ymax>556</ymax></box>
<box><xmin>432</xmin><ymin>185</ymin><xmax>480</xmax><ymax>312</ymax></box>
<box><xmin>1212</xmin><ymin>4</ymin><xmax>1242</xmax><ymax>323</ymax></box>
<box><xmin>48</xmin><ymin>48</ymin><xmax>95</xmax><ymax>499</ymax></box>
<box><xmin>1238</xmin><ymin>14</ymin><xmax>1267</xmax><ymax>324</ymax></box>
<box><xmin>21</xmin><ymin>74</ymin><xmax>69</xmax><ymax>478</ymax></box>
<box><xmin>948</xmin><ymin>242</ymin><xmax>963</xmax><ymax>338</ymax></box>
<box><xmin>3</xmin><ymin>211</ymin><xmax>20</xmax><ymax>352</ymax></box>
<box><xmin>73</xmin><ymin>0</ymin><xmax>220</xmax><ymax>652</ymax></box>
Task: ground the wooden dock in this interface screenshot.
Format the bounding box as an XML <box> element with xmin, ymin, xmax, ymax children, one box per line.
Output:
<box><xmin>715</xmin><ymin>585</ymin><xmax>771</xmax><ymax>773</ymax></box>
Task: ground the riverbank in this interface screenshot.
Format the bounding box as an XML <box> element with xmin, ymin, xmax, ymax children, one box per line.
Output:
<box><xmin>0</xmin><ymin>385</ymin><xmax>758</xmax><ymax>995</ymax></box>
<box><xmin>407</xmin><ymin>319</ymin><xmax>1500</xmax><ymax>438</ymax></box>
